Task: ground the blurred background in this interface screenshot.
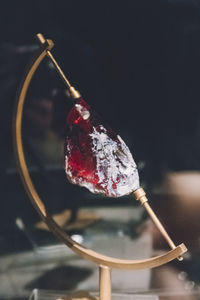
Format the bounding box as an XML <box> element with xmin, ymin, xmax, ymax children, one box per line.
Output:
<box><xmin>0</xmin><ymin>0</ymin><xmax>200</xmax><ymax>299</ymax></box>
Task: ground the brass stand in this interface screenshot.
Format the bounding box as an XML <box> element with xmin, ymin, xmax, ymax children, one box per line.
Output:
<box><xmin>99</xmin><ymin>266</ymin><xmax>111</xmax><ymax>300</ymax></box>
<box><xmin>13</xmin><ymin>33</ymin><xmax>187</xmax><ymax>300</ymax></box>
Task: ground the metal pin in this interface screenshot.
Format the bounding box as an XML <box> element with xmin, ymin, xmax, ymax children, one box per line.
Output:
<box><xmin>134</xmin><ymin>188</ymin><xmax>183</xmax><ymax>261</ymax></box>
<box><xmin>36</xmin><ymin>33</ymin><xmax>80</xmax><ymax>99</ymax></box>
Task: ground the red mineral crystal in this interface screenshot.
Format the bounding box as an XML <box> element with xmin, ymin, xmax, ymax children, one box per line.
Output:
<box><xmin>64</xmin><ymin>98</ymin><xmax>139</xmax><ymax>197</ymax></box>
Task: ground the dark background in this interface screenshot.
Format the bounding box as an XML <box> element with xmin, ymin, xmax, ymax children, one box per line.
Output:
<box><xmin>0</xmin><ymin>0</ymin><xmax>200</xmax><ymax>253</ymax></box>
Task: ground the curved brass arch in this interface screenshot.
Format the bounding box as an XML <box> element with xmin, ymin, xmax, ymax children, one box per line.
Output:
<box><xmin>13</xmin><ymin>36</ymin><xmax>187</xmax><ymax>270</ymax></box>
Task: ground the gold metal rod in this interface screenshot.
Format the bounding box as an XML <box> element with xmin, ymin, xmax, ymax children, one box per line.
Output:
<box><xmin>144</xmin><ymin>201</ymin><xmax>183</xmax><ymax>262</ymax></box>
<box><xmin>36</xmin><ymin>33</ymin><xmax>80</xmax><ymax>99</ymax></box>
<box><xmin>99</xmin><ymin>265</ymin><xmax>111</xmax><ymax>300</ymax></box>
<box><xmin>134</xmin><ymin>188</ymin><xmax>183</xmax><ymax>261</ymax></box>
<box><xmin>37</xmin><ymin>33</ymin><xmax>46</xmax><ymax>44</ymax></box>
<box><xmin>46</xmin><ymin>50</ymin><xmax>71</xmax><ymax>88</ymax></box>
<box><xmin>144</xmin><ymin>201</ymin><xmax>176</xmax><ymax>249</ymax></box>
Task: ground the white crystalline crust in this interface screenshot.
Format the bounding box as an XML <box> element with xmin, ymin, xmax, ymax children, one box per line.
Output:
<box><xmin>89</xmin><ymin>126</ymin><xmax>140</xmax><ymax>197</ymax></box>
<box><xmin>75</xmin><ymin>104</ymin><xmax>90</xmax><ymax>120</ymax></box>
<box><xmin>65</xmin><ymin>126</ymin><xmax>140</xmax><ymax>198</ymax></box>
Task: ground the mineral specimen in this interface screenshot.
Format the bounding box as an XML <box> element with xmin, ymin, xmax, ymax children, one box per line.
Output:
<box><xmin>64</xmin><ymin>98</ymin><xmax>139</xmax><ymax>197</ymax></box>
